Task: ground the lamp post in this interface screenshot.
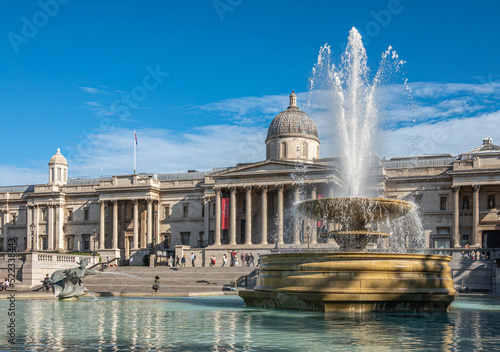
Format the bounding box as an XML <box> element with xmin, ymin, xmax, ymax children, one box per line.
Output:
<box><xmin>29</xmin><ymin>222</ymin><xmax>36</xmax><ymax>252</ymax></box>
<box><xmin>306</xmin><ymin>225</ymin><xmax>311</xmax><ymax>249</ymax></box>
<box><xmin>273</xmin><ymin>213</ymin><xmax>280</xmax><ymax>249</ymax></box>
<box><xmin>92</xmin><ymin>229</ymin><xmax>98</xmax><ymax>256</ymax></box>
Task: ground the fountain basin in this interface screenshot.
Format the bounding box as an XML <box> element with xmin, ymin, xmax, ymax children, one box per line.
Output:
<box><xmin>239</xmin><ymin>252</ymin><xmax>456</xmax><ymax>312</ymax></box>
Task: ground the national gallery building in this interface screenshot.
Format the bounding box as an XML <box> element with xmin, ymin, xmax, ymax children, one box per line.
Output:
<box><xmin>1</xmin><ymin>92</ymin><xmax>500</xmax><ymax>262</ymax></box>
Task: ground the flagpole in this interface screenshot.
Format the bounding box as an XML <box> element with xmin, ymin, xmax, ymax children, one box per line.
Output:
<box><xmin>134</xmin><ymin>130</ymin><xmax>136</xmax><ymax>175</ymax></box>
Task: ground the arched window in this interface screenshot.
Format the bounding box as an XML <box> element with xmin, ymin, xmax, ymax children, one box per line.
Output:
<box><xmin>316</xmin><ymin>146</ymin><xmax>320</xmax><ymax>159</ymax></box>
<box><xmin>303</xmin><ymin>142</ymin><xmax>308</xmax><ymax>158</ymax></box>
<box><xmin>281</xmin><ymin>142</ymin><xmax>287</xmax><ymax>158</ymax></box>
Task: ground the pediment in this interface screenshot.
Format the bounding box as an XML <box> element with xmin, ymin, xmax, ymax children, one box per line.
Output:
<box><xmin>212</xmin><ymin>159</ymin><xmax>334</xmax><ymax>178</ymax></box>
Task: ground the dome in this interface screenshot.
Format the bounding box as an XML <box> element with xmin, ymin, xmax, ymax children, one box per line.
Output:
<box><xmin>49</xmin><ymin>148</ymin><xmax>68</xmax><ymax>165</ymax></box>
<box><xmin>266</xmin><ymin>91</ymin><xmax>319</xmax><ymax>143</ymax></box>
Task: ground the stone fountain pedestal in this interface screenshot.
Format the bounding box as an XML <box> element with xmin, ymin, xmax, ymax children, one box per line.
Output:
<box><xmin>239</xmin><ymin>251</ymin><xmax>456</xmax><ymax>312</ymax></box>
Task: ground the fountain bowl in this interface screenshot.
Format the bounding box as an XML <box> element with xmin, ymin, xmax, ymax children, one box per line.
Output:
<box><xmin>239</xmin><ymin>252</ymin><xmax>457</xmax><ymax>312</ymax></box>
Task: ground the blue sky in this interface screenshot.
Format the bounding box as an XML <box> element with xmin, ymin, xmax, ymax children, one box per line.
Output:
<box><xmin>1</xmin><ymin>0</ymin><xmax>500</xmax><ymax>185</ymax></box>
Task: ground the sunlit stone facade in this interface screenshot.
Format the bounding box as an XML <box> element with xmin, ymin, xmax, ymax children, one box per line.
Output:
<box><xmin>1</xmin><ymin>93</ymin><xmax>499</xmax><ymax>261</ymax></box>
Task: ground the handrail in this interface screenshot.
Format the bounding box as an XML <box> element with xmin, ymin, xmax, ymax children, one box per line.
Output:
<box><xmin>89</xmin><ymin>257</ymin><xmax>120</xmax><ymax>271</ymax></box>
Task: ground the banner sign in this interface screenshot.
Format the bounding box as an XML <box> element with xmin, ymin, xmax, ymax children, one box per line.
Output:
<box><xmin>222</xmin><ymin>197</ymin><xmax>229</xmax><ymax>230</ymax></box>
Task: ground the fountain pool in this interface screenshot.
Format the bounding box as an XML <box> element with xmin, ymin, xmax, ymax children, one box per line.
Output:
<box><xmin>2</xmin><ymin>296</ymin><xmax>499</xmax><ymax>351</ymax></box>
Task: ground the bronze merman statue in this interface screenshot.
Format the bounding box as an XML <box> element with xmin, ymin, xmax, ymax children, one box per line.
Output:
<box><xmin>50</xmin><ymin>258</ymin><xmax>100</xmax><ymax>299</ymax></box>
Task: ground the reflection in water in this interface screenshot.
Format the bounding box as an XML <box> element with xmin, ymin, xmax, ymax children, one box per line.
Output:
<box><xmin>1</xmin><ymin>297</ymin><xmax>499</xmax><ymax>351</ymax></box>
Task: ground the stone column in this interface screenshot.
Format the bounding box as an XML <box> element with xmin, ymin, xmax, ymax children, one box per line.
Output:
<box><xmin>147</xmin><ymin>199</ymin><xmax>153</xmax><ymax>248</ymax></box>
<box><xmin>311</xmin><ymin>184</ymin><xmax>318</xmax><ymax>244</ymax></box>
<box><xmin>155</xmin><ymin>201</ymin><xmax>160</xmax><ymax>246</ymax></box>
<box><xmin>328</xmin><ymin>182</ymin><xmax>334</xmax><ymax>198</ymax></box>
<box><xmin>214</xmin><ymin>187</ymin><xmax>222</xmax><ymax>245</ymax></box>
<box><xmin>99</xmin><ymin>201</ymin><xmax>106</xmax><ymax>249</ymax></box>
<box><xmin>452</xmin><ymin>186</ymin><xmax>460</xmax><ymax>247</ymax></box>
<box><xmin>26</xmin><ymin>206</ymin><xmax>33</xmax><ymax>251</ymax></box>
<box><xmin>277</xmin><ymin>184</ymin><xmax>284</xmax><ymax>245</ymax></box>
<box><xmin>112</xmin><ymin>200</ymin><xmax>118</xmax><ymax>249</ymax></box>
<box><xmin>229</xmin><ymin>186</ymin><xmax>237</xmax><ymax>245</ymax></box>
<box><xmin>245</xmin><ymin>186</ymin><xmax>252</xmax><ymax>245</ymax></box>
<box><xmin>132</xmin><ymin>199</ymin><xmax>139</xmax><ymax>249</ymax></box>
<box><xmin>34</xmin><ymin>205</ymin><xmax>39</xmax><ymax>251</ymax></box>
<box><xmin>293</xmin><ymin>185</ymin><xmax>301</xmax><ymax>244</ymax></box>
<box><xmin>58</xmin><ymin>204</ymin><xmax>64</xmax><ymax>251</ymax></box>
<box><xmin>48</xmin><ymin>204</ymin><xmax>54</xmax><ymax>250</ymax></box>
<box><xmin>472</xmin><ymin>185</ymin><xmax>480</xmax><ymax>247</ymax></box>
<box><xmin>204</xmin><ymin>196</ymin><xmax>210</xmax><ymax>245</ymax></box>
<box><xmin>2</xmin><ymin>211</ymin><xmax>9</xmax><ymax>251</ymax></box>
<box><xmin>260</xmin><ymin>186</ymin><xmax>268</xmax><ymax>245</ymax></box>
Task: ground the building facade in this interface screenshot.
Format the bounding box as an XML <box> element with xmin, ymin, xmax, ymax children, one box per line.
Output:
<box><xmin>1</xmin><ymin>93</ymin><xmax>499</xmax><ymax>262</ymax></box>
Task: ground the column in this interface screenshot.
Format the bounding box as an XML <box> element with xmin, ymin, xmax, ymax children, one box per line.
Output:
<box><xmin>204</xmin><ymin>196</ymin><xmax>210</xmax><ymax>245</ymax></box>
<box><xmin>214</xmin><ymin>187</ymin><xmax>222</xmax><ymax>245</ymax></box>
<box><xmin>112</xmin><ymin>200</ymin><xmax>118</xmax><ymax>249</ymax></box>
<box><xmin>133</xmin><ymin>199</ymin><xmax>139</xmax><ymax>250</ymax></box>
<box><xmin>472</xmin><ymin>185</ymin><xmax>480</xmax><ymax>247</ymax></box>
<box><xmin>2</xmin><ymin>211</ymin><xmax>8</xmax><ymax>250</ymax></box>
<box><xmin>293</xmin><ymin>186</ymin><xmax>301</xmax><ymax>244</ymax></box>
<box><xmin>328</xmin><ymin>182</ymin><xmax>334</xmax><ymax>198</ymax></box>
<box><xmin>310</xmin><ymin>184</ymin><xmax>318</xmax><ymax>245</ymax></box>
<box><xmin>34</xmin><ymin>206</ymin><xmax>39</xmax><ymax>251</ymax></box>
<box><xmin>58</xmin><ymin>204</ymin><xmax>64</xmax><ymax>251</ymax></box>
<box><xmin>277</xmin><ymin>184</ymin><xmax>284</xmax><ymax>245</ymax></box>
<box><xmin>26</xmin><ymin>206</ymin><xmax>33</xmax><ymax>251</ymax></box>
<box><xmin>452</xmin><ymin>186</ymin><xmax>460</xmax><ymax>247</ymax></box>
<box><xmin>99</xmin><ymin>201</ymin><xmax>106</xmax><ymax>249</ymax></box>
<box><xmin>147</xmin><ymin>199</ymin><xmax>153</xmax><ymax>248</ymax></box>
<box><xmin>260</xmin><ymin>186</ymin><xmax>268</xmax><ymax>245</ymax></box>
<box><xmin>245</xmin><ymin>186</ymin><xmax>252</xmax><ymax>245</ymax></box>
<box><xmin>229</xmin><ymin>187</ymin><xmax>237</xmax><ymax>245</ymax></box>
<box><xmin>48</xmin><ymin>204</ymin><xmax>54</xmax><ymax>250</ymax></box>
<box><xmin>155</xmin><ymin>201</ymin><xmax>160</xmax><ymax>246</ymax></box>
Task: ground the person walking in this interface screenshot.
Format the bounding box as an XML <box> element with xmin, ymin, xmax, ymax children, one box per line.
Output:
<box><xmin>129</xmin><ymin>257</ymin><xmax>134</xmax><ymax>266</ymax></box>
<box><xmin>181</xmin><ymin>255</ymin><xmax>186</xmax><ymax>268</ymax></box>
<box><xmin>175</xmin><ymin>255</ymin><xmax>180</xmax><ymax>267</ymax></box>
<box><xmin>191</xmin><ymin>252</ymin><xmax>196</xmax><ymax>267</ymax></box>
<box><xmin>168</xmin><ymin>256</ymin><xmax>174</xmax><ymax>267</ymax></box>
<box><xmin>222</xmin><ymin>254</ymin><xmax>228</xmax><ymax>267</ymax></box>
<box><xmin>228</xmin><ymin>250</ymin><xmax>239</xmax><ymax>267</ymax></box>
<box><xmin>248</xmin><ymin>253</ymin><xmax>255</xmax><ymax>267</ymax></box>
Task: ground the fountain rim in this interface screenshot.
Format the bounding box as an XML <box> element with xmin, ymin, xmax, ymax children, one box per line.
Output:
<box><xmin>259</xmin><ymin>251</ymin><xmax>452</xmax><ymax>261</ymax></box>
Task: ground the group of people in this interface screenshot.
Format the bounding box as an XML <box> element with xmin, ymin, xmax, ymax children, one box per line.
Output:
<box><xmin>163</xmin><ymin>251</ymin><xmax>262</xmax><ymax>268</ymax></box>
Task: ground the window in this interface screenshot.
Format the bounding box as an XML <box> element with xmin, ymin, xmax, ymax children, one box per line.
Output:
<box><xmin>66</xmin><ymin>235</ymin><xmax>74</xmax><ymax>251</ymax></box>
<box><xmin>213</xmin><ymin>202</ymin><xmax>216</xmax><ymax>216</ymax></box>
<box><xmin>41</xmin><ymin>236</ymin><xmax>48</xmax><ymax>250</ymax></box>
<box><xmin>281</xmin><ymin>142</ymin><xmax>287</xmax><ymax>158</ymax></box>
<box><xmin>164</xmin><ymin>205</ymin><xmax>170</xmax><ymax>219</ymax></box>
<box><xmin>50</xmin><ymin>168</ymin><xmax>54</xmax><ymax>182</ymax></box>
<box><xmin>302</xmin><ymin>142</ymin><xmax>308</xmax><ymax>158</ymax></box>
<box><xmin>180</xmin><ymin>232</ymin><xmax>190</xmax><ymax>246</ymax></box>
<box><xmin>488</xmin><ymin>195</ymin><xmax>495</xmax><ymax>209</ymax></box>
<box><xmin>0</xmin><ymin>238</ymin><xmax>3</xmax><ymax>252</ymax></box>
<box><xmin>57</xmin><ymin>168</ymin><xmax>61</xmax><ymax>182</ymax></box>
<box><xmin>437</xmin><ymin>227</ymin><xmax>450</xmax><ymax>235</ymax></box>
<box><xmin>67</xmin><ymin>210</ymin><xmax>73</xmax><ymax>222</ymax></box>
<box><xmin>183</xmin><ymin>205</ymin><xmax>189</xmax><ymax>218</ymax></box>
<box><xmin>201</xmin><ymin>203</ymin><xmax>205</xmax><ymax>218</ymax></box>
<box><xmin>440</xmin><ymin>197</ymin><xmax>447</xmax><ymax>211</ymax></box>
<box><xmin>162</xmin><ymin>233</ymin><xmax>171</xmax><ymax>249</ymax></box>
<box><xmin>462</xmin><ymin>196</ymin><xmax>470</xmax><ymax>210</ymax></box>
<box><xmin>41</xmin><ymin>210</ymin><xmax>47</xmax><ymax>222</ymax></box>
<box><xmin>82</xmin><ymin>235</ymin><xmax>91</xmax><ymax>251</ymax></box>
<box><xmin>84</xmin><ymin>209</ymin><xmax>89</xmax><ymax>221</ymax></box>
<box><xmin>11</xmin><ymin>214</ymin><xmax>16</xmax><ymax>225</ymax></box>
<box><xmin>462</xmin><ymin>230</ymin><xmax>470</xmax><ymax>246</ymax></box>
<box><xmin>63</xmin><ymin>169</ymin><xmax>66</xmax><ymax>182</ymax></box>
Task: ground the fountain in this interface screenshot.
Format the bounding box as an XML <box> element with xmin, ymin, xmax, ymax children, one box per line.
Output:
<box><xmin>50</xmin><ymin>258</ymin><xmax>100</xmax><ymax>299</ymax></box>
<box><xmin>239</xmin><ymin>28</ymin><xmax>456</xmax><ymax>312</ymax></box>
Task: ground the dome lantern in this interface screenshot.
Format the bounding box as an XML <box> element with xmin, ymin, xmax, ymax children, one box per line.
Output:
<box><xmin>48</xmin><ymin>148</ymin><xmax>68</xmax><ymax>186</ymax></box>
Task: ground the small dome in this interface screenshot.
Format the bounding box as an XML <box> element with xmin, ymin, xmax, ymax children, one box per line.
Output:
<box><xmin>49</xmin><ymin>148</ymin><xmax>68</xmax><ymax>165</ymax></box>
<box><xmin>266</xmin><ymin>91</ymin><xmax>319</xmax><ymax>143</ymax></box>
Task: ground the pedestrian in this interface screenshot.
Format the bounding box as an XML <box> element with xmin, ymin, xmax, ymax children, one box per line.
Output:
<box><xmin>191</xmin><ymin>252</ymin><xmax>196</xmax><ymax>267</ymax></box>
<box><xmin>257</xmin><ymin>254</ymin><xmax>262</xmax><ymax>267</ymax></box>
<box><xmin>181</xmin><ymin>255</ymin><xmax>186</xmax><ymax>268</ymax></box>
<box><xmin>248</xmin><ymin>253</ymin><xmax>255</xmax><ymax>267</ymax></box>
<box><xmin>222</xmin><ymin>254</ymin><xmax>228</xmax><ymax>267</ymax></box>
<box><xmin>152</xmin><ymin>275</ymin><xmax>160</xmax><ymax>293</ymax></box>
<box><xmin>168</xmin><ymin>256</ymin><xmax>174</xmax><ymax>267</ymax></box>
<box><xmin>42</xmin><ymin>274</ymin><xmax>51</xmax><ymax>292</ymax></box>
<box><xmin>210</xmin><ymin>254</ymin><xmax>216</xmax><ymax>267</ymax></box>
<box><xmin>240</xmin><ymin>252</ymin><xmax>246</xmax><ymax>267</ymax></box>
<box><xmin>227</xmin><ymin>250</ymin><xmax>239</xmax><ymax>267</ymax></box>
<box><xmin>175</xmin><ymin>255</ymin><xmax>180</xmax><ymax>267</ymax></box>
<box><xmin>129</xmin><ymin>257</ymin><xmax>134</xmax><ymax>266</ymax></box>
<box><xmin>1</xmin><ymin>278</ymin><xmax>9</xmax><ymax>291</ymax></box>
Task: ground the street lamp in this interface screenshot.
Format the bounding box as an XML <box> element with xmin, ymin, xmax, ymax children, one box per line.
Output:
<box><xmin>273</xmin><ymin>213</ymin><xmax>280</xmax><ymax>249</ymax></box>
<box><xmin>29</xmin><ymin>222</ymin><xmax>36</xmax><ymax>252</ymax></box>
<box><xmin>92</xmin><ymin>229</ymin><xmax>98</xmax><ymax>255</ymax></box>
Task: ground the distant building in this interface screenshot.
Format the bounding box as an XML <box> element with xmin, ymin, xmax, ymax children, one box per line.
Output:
<box><xmin>1</xmin><ymin>93</ymin><xmax>499</xmax><ymax>261</ymax></box>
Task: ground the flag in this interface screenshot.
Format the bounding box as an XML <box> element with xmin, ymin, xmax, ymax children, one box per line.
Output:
<box><xmin>134</xmin><ymin>131</ymin><xmax>138</xmax><ymax>145</ymax></box>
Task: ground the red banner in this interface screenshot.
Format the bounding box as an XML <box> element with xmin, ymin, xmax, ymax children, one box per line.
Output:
<box><xmin>317</xmin><ymin>194</ymin><xmax>323</xmax><ymax>228</ymax></box>
<box><xmin>222</xmin><ymin>197</ymin><xmax>229</xmax><ymax>230</ymax></box>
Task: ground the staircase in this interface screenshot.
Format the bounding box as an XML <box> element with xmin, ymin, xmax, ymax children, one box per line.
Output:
<box><xmin>83</xmin><ymin>266</ymin><xmax>257</xmax><ymax>295</ymax></box>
